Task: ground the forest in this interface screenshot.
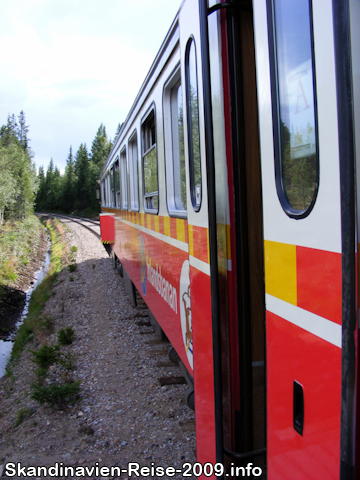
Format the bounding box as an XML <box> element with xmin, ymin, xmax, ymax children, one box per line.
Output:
<box><xmin>0</xmin><ymin>112</ymin><xmax>37</xmax><ymax>224</ymax></box>
<box><xmin>0</xmin><ymin>112</ymin><xmax>115</xmax><ymax>222</ymax></box>
<box><xmin>35</xmin><ymin>123</ymin><xmax>113</xmax><ymax>216</ymax></box>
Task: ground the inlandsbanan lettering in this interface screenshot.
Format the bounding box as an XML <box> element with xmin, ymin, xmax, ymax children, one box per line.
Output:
<box><xmin>147</xmin><ymin>257</ymin><xmax>177</xmax><ymax>313</ymax></box>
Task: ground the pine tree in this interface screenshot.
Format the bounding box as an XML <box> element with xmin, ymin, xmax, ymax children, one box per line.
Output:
<box><xmin>89</xmin><ymin>124</ymin><xmax>112</xmax><ymax>211</ymax></box>
<box><xmin>74</xmin><ymin>144</ymin><xmax>90</xmax><ymax>211</ymax></box>
<box><xmin>35</xmin><ymin>166</ymin><xmax>46</xmax><ymax>211</ymax></box>
<box><xmin>61</xmin><ymin>146</ymin><xmax>76</xmax><ymax>212</ymax></box>
<box><xmin>18</xmin><ymin>110</ymin><xmax>30</xmax><ymax>153</ymax></box>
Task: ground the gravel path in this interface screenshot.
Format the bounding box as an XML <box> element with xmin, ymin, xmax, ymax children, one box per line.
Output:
<box><xmin>0</xmin><ymin>218</ymin><xmax>196</xmax><ymax>479</ymax></box>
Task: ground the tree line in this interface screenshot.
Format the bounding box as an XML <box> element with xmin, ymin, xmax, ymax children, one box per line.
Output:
<box><xmin>35</xmin><ymin>124</ymin><xmax>113</xmax><ymax>215</ymax></box>
<box><xmin>0</xmin><ymin>112</ymin><xmax>37</xmax><ymax>224</ymax></box>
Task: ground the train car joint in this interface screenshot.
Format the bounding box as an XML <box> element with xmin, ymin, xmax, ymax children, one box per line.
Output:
<box><xmin>123</xmin><ymin>268</ymin><xmax>137</xmax><ymax>308</ymax></box>
<box><xmin>168</xmin><ymin>346</ymin><xmax>195</xmax><ymax>411</ymax></box>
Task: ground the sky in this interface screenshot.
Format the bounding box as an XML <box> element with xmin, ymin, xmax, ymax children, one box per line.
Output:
<box><xmin>0</xmin><ymin>0</ymin><xmax>181</xmax><ymax>174</ymax></box>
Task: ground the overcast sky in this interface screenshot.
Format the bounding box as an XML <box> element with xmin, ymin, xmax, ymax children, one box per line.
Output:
<box><xmin>0</xmin><ymin>0</ymin><xmax>181</xmax><ymax>173</ymax></box>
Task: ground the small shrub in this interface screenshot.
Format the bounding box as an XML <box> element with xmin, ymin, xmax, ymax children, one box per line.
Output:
<box><xmin>68</xmin><ymin>264</ymin><xmax>77</xmax><ymax>273</ymax></box>
<box><xmin>69</xmin><ymin>276</ymin><xmax>73</xmax><ymax>282</ymax></box>
<box><xmin>58</xmin><ymin>327</ymin><xmax>75</xmax><ymax>346</ymax></box>
<box><xmin>59</xmin><ymin>352</ymin><xmax>76</xmax><ymax>371</ymax></box>
<box><xmin>31</xmin><ymin>381</ymin><xmax>81</xmax><ymax>407</ymax></box>
<box><xmin>71</xmin><ymin>246</ymin><xmax>78</xmax><ymax>253</ymax></box>
<box><xmin>15</xmin><ymin>407</ymin><xmax>35</xmax><ymax>427</ymax></box>
<box><xmin>30</xmin><ymin>344</ymin><xmax>60</xmax><ymax>369</ymax></box>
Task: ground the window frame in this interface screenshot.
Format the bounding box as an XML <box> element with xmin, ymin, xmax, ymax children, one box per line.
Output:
<box><xmin>267</xmin><ymin>0</ymin><xmax>319</xmax><ymax>219</ymax></box>
<box><xmin>141</xmin><ymin>104</ymin><xmax>159</xmax><ymax>214</ymax></box>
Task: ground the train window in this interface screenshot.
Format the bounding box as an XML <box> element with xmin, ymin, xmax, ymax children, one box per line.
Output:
<box><xmin>120</xmin><ymin>147</ymin><xmax>128</xmax><ymax>210</ymax></box>
<box><xmin>110</xmin><ymin>166</ymin><xmax>115</xmax><ymax>207</ymax></box>
<box><xmin>128</xmin><ymin>131</ymin><xmax>139</xmax><ymax>211</ymax></box>
<box><xmin>101</xmin><ymin>179</ymin><xmax>106</xmax><ymax>207</ymax></box>
<box><xmin>163</xmin><ymin>67</ymin><xmax>187</xmax><ymax>217</ymax></box>
<box><xmin>185</xmin><ymin>38</ymin><xmax>202</xmax><ymax>211</ymax></box>
<box><xmin>270</xmin><ymin>0</ymin><xmax>319</xmax><ymax>217</ymax></box>
<box><xmin>142</xmin><ymin>109</ymin><xmax>158</xmax><ymax>212</ymax></box>
<box><xmin>107</xmin><ymin>172</ymin><xmax>111</xmax><ymax>207</ymax></box>
<box><xmin>114</xmin><ymin>159</ymin><xmax>120</xmax><ymax>208</ymax></box>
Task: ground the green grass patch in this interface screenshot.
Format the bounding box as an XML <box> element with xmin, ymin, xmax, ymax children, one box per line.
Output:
<box><xmin>15</xmin><ymin>407</ymin><xmax>35</xmax><ymax>427</ymax></box>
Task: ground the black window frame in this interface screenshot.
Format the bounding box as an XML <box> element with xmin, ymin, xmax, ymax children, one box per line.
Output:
<box><xmin>185</xmin><ymin>36</ymin><xmax>202</xmax><ymax>213</ymax></box>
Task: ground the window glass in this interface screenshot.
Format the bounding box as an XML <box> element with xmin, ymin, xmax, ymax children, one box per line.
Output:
<box><xmin>186</xmin><ymin>39</ymin><xmax>202</xmax><ymax>211</ymax></box>
<box><xmin>164</xmin><ymin>69</ymin><xmax>187</xmax><ymax>216</ymax></box>
<box><xmin>120</xmin><ymin>148</ymin><xmax>128</xmax><ymax>210</ymax></box>
<box><xmin>102</xmin><ymin>179</ymin><xmax>106</xmax><ymax>206</ymax></box>
<box><xmin>273</xmin><ymin>0</ymin><xmax>318</xmax><ymax>213</ymax></box>
<box><xmin>129</xmin><ymin>132</ymin><xmax>139</xmax><ymax>211</ymax></box>
<box><xmin>114</xmin><ymin>159</ymin><xmax>120</xmax><ymax>207</ymax></box>
<box><xmin>142</xmin><ymin>110</ymin><xmax>158</xmax><ymax>211</ymax></box>
<box><xmin>110</xmin><ymin>167</ymin><xmax>115</xmax><ymax>207</ymax></box>
<box><xmin>171</xmin><ymin>80</ymin><xmax>186</xmax><ymax>211</ymax></box>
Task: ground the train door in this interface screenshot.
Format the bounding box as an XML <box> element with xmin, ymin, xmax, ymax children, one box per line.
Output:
<box><xmin>220</xmin><ymin>0</ymin><xmax>267</xmax><ymax>473</ymax></box>
<box><xmin>251</xmin><ymin>1</ymin><xmax>357</xmax><ymax>479</ymax></box>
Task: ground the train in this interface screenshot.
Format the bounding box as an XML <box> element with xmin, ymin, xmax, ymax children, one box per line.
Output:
<box><xmin>98</xmin><ymin>0</ymin><xmax>360</xmax><ymax>478</ymax></box>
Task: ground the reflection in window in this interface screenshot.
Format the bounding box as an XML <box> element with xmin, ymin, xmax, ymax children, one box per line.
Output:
<box><xmin>273</xmin><ymin>0</ymin><xmax>318</xmax><ymax>213</ymax></box>
<box><xmin>186</xmin><ymin>38</ymin><xmax>201</xmax><ymax>211</ymax></box>
<box><xmin>142</xmin><ymin>110</ymin><xmax>158</xmax><ymax>211</ymax></box>
<box><xmin>129</xmin><ymin>132</ymin><xmax>139</xmax><ymax>211</ymax></box>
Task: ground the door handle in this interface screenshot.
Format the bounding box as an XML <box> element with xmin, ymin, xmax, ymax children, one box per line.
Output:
<box><xmin>293</xmin><ymin>381</ymin><xmax>304</xmax><ymax>435</ymax></box>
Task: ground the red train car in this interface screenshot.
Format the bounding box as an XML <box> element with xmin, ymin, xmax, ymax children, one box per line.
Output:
<box><xmin>100</xmin><ymin>0</ymin><xmax>360</xmax><ymax>478</ymax></box>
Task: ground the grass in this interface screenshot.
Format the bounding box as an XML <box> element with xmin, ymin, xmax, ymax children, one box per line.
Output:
<box><xmin>0</xmin><ymin>215</ymin><xmax>43</xmax><ymax>287</ymax></box>
<box><xmin>15</xmin><ymin>407</ymin><xmax>35</xmax><ymax>427</ymax></box>
<box><xmin>5</xmin><ymin>215</ymin><xmax>82</xmax><ymax>410</ymax></box>
<box><xmin>9</xmin><ymin>217</ymin><xmax>70</xmax><ymax>364</ymax></box>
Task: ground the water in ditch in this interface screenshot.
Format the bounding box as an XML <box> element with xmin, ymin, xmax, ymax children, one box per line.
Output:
<box><xmin>0</xmin><ymin>243</ymin><xmax>51</xmax><ymax>377</ymax></box>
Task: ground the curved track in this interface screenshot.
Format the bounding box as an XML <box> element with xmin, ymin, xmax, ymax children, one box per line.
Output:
<box><xmin>38</xmin><ymin>213</ymin><xmax>101</xmax><ymax>240</ymax></box>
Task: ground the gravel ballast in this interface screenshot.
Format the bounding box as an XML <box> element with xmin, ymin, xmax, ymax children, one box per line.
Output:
<box><xmin>0</xmin><ymin>218</ymin><xmax>196</xmax><ymax>479</ymax></box>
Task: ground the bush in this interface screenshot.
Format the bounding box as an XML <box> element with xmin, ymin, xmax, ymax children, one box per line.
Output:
<box><xmin>15</xmin><ymin>407</ymin><xmax>35</xmax><ymax>427</ymax></box>
<box><xmin>29</xmin><ymin>344</ymin><xmax>59</xmax><ymax>369</ymax></box>
<box><xmin>68</xmin><ymin>263</ymin><xmax>77</xmax><ymax>273</ymax></box>
<box><xmin>58</xmin><ymin>327</ymin><xmax>75</xmax><ymax>346</ymax></box>
<box><xmin>31</xmin><ymin>381</ymin><xmax>81</xmax><ymax>407</ymax></box>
